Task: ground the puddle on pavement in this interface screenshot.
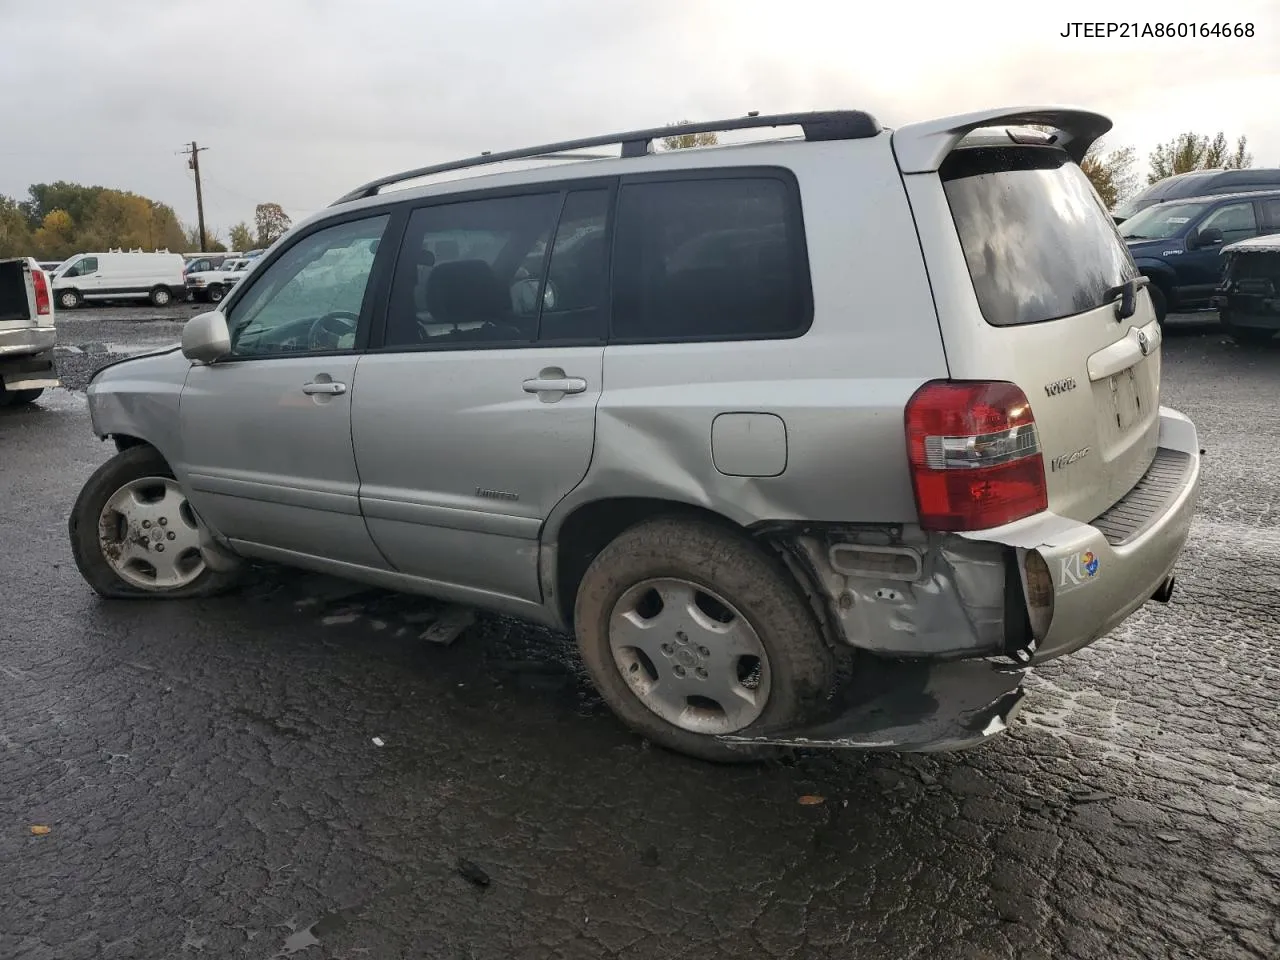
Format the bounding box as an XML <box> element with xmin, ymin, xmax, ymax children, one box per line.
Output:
<box><xmin>266</xmin><ymin>883</ymin><xmax>409</xmax><ymax>958</ymax></box>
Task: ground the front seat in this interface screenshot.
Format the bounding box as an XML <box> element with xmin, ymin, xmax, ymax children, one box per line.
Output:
<box><xmin>425</xmin><ymin>259</ymin><xmax>528</xmax><ymax>340</ymax></box>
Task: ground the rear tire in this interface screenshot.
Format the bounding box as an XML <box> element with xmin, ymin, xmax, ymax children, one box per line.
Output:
<box><xmin>149</xmin><ymin>286</ymin><xmax>173</xmax><ymax>307</ymax></box>
<box><xmin>58</xmin><ymin>289</ymin><xmax>81</xmax><ymax>310</ymax></box>
<box><xmin>68</xmin><ymin>445</ymin><xmax>242</xmax><ymax>600</ymax></box>
<box><xmin>573</xmin><ymin>517</ymin><xmax>835</xmax><ymax>763</ymax></box>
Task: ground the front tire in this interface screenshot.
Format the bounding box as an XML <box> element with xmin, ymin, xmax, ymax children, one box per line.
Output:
<box><xmin>68</xmin><ymin>445</ymin><xmax>241</xmax><ymax>599</ymax></box>
<box><xmin>149</xmin><ymin>286</ymin><xmax>173</xmax><ymax>307</ymax></box>
<box><xmin>1147</xmin><ymin>282</ymin><xmax>1168</xmax><ymax>323</ymax></box>
<box><xmin>207</xmin><ymin>284</ymin><xmax>225</xmax><ymax>304</ymax></box>
<box><xmin>58</xmin><ymin>289</ymin><xmax>81</xmax><ymax>310</ymax></box>
<box><xmin>573</xmin><ymin>517</ymin><xmax>835</xmax><ymax>763</ymax></box>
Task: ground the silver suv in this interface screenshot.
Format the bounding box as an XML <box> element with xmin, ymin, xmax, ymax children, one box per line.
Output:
<box><xmin>70</xmin><ymin>107</ymin><xmax>1201</xmax><ymax>762</ymax></box>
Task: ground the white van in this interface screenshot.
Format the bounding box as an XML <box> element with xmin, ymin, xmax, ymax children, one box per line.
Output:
<box><xmin>51</xmin><ymin>251</ymin><xmax>188</xmax><ymax>309</ymax></box>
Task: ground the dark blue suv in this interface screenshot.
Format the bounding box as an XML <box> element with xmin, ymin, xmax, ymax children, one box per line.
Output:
<box><xmin>1119</xmin><ymin>190</ymin><xmax>1280</xmax><ymax>321</ymax></box>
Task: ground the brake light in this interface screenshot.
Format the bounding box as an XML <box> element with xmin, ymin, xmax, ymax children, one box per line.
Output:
<box><xmin>904</xmin><ymin>380</ymin><xmax>1047</xmax><ymax>531</ymax></box>
<box><xmin>32</xmin><ymin>267</ymin><xmax>51</xmax><ymax>316</ymax></box>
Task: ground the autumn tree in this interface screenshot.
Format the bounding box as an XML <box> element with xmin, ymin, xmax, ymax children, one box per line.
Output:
<box><xmin>1147</xmin><ymin>132</ymin><xmax>1253</xmax><ymax>184</ymax></box>
<box><xmin>1080</xmin><ymin>140</ymin><xmax>1139</xmax><ymax>209</ymax></box>
<box><xmin>22</xmin><ymin>181</ymin><xmax>103</xmax><ymax>229</ymax></box>
<box><xmin>185</xmin><ymin>225</ymin><xmax>226</xmax><ymax>252</ymax></box>
<box><xmin>0</xmin><ymin>195</ymin><xmax>32</xmax><ymax>258</ymax></box>
<box><xmin>31</xmin><ymin>210</ymin><xmax>78</xmax><ymax>260</ymax></box>
<box><xmin>254</xmin><ymin>203</ymin><xmax>291</xmax><ymax>247</ymax></box>
<box><xmin>228</xmin><ymin>222</ymin><xmax>254</xmax><ymax>252</ymax></box>
<box><xmin>661</xmin><ymin>121</ymin><xmax>719</xmax><ymax>151</ymax></box>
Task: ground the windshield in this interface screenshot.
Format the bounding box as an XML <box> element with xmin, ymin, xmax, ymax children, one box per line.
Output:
<box><xmin>941</xmin><ymin>146</ymin><xmax>1137</xmax><ymax>327</ymax></box>
<box><xmin>1118</xmin><ymin>201</ymin><xmax>1211</xmax><ymax>240</ymax></box>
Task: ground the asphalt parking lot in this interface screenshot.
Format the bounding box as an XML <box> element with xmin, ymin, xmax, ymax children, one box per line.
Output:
<box><xmin>1</xmin><ymin>307</ymin><xmax>1277</xmax><ymax>960</ymax></box>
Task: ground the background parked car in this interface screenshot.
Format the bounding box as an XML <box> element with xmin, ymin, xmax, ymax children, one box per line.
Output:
<box><xmin>1213</xmin><ymin>234</ymin><xmax>1280</xmax><ymax>345</ymax></box>
<box><xmin>1112</xmin><ymin>168</ymin><xmax>1280</xmax><ymax>224</ymax></box>
<box><xmin>0</xmin><ymin>256</ymin><xmax>60</xmax><ymax>405</ymax></box>
<box><xmin>183</xmin><ymin>253</ymin><xmax>240</xmax><ymax>277</ymax></box>
<box><xmin>51</xmin><ymin>250</ymin><xmax>188</xmax><ymax>309</ymax></box>
<box><xmin>1119</xmin><ymin>189</ymin><xmax>1280</xmax><ymax>320</ymax></box>
<box><xmin>187</xmin><ymin>258</ymin><xmax>253</xmax><ymax>303</ymax></box>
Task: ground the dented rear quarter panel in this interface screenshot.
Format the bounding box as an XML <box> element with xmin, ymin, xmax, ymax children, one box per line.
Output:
<box><xmin>545</xmin><ymin>138</ymin><xmax>950</xmax><ymax>539</ymax></box>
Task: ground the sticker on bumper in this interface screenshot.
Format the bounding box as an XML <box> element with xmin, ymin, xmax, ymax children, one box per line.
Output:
<box><xmin>1059</xmin><ymin>550</ymin><xmax>1100</xmax><ymax>590</ymax></box>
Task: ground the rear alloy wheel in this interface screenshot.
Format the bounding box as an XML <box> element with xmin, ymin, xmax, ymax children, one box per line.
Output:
<box><xmin>58</xmin><ymin>289</ymin><xmax>81</xmax><ymax>310</ymax></box>
<box><xmin>573</xmin><ymin>517</ymin><xmax>835</xmax><ymax>763</ymax></box>
<box><xmin>207</xmin><ymin>284</ymin><xmax>225</xmax><ymax>303</ymax></box>
<box><xmin>68</xmin><ymin>445</ymin><xmax>241</xmax><ymax>599</ymax></box>
<box><xmin>149</xmin><ymin>286</ymin><xmax>173</xmax><ymax>307</ymax></box>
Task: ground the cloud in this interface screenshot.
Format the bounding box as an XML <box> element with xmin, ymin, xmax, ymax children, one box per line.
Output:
<box><xmin>1</xmin><ymin>0</ymin><xmax>1276</xmax><ymax>233</ymax></box>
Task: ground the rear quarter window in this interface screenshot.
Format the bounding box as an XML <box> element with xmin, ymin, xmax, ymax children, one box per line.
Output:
<box><xmin>610</xmin><ymin>173</ymin><xmax>812</xmax><ymax>342</ymax></box>
<box><xmin>941</xmin><ymin>147</ymin><xmax>1137</xmax><ymax>327</ymax></box>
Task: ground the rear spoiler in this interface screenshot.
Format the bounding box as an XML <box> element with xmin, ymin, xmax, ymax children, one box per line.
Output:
<box><xmin>891</xmin><ymin>106</ymin><xmax>1112</xmax><ymax>174</ymax></box>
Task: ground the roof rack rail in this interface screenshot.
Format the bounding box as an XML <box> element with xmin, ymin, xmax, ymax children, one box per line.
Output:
<box><xmin>331</xmin><ymin>110</ymin><xmax>881</xmax><ymax>206</ymax></box>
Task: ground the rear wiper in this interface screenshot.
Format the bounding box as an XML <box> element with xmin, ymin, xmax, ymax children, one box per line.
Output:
<box><xmin>1105</xmin><ymin>276</ymin><xmax>1151</xmax><ymax>320</ymax></box>
<box><xmin>1122</xmin><ymin>233</ymin><xmax>1149</xmax><ymax>240</ymax></box>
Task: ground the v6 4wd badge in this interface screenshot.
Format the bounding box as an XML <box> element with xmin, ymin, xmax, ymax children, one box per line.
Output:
<box><xmin>1058</xmin><ymin>550</ymin><xmax>1100</xmax><ymax>590</ymax></box>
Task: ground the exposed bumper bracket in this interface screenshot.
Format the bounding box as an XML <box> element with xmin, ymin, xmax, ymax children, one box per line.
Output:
<box><xmin>718</xmin><ymin>656</ymin><xmax>1027</xmax><ymax>752</ymax></box>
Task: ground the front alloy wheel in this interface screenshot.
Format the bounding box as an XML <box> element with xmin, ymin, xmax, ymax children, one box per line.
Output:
<box><xmin>69</xmin><ymin>445</ymin><xmax>241</xmax><ymax>599</ymax></box>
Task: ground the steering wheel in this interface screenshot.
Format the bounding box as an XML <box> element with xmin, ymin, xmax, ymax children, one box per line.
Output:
<box><xmin>308</xmin><ymin>311</ymin><xmax>359</xmax><ymax>350</ymax></box>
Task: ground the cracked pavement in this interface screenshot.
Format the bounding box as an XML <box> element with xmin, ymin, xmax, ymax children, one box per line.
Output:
<box><xmin>0</xmin><ymin>310</ymin><xmax>1276</xmax><ymax>959</ymax></box>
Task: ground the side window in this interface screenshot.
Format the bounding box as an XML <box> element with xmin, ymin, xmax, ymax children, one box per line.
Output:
<box><xmin>384</xmin><ymin>192</ymin><xmax>561</xmax><ymax>348</ymax></box>
<box><xmin>540</xmin><ymin>189</ymin><xmax>610</xmax><ymax>341</ymax></box>
<box><xmin>1259</xmin><ymin>198</ymin><xmax>1280</xmax><ymax>232</ymax></box>
<box><xmin>611</xmin><ymin>176</ymin><xmax>810</xmax><ymax>342</ymax></box>
<box><xmin>225</xmin><ymin>214</ymin><xmax>388</xmax><ymax>358</ymax></box>
<box><xmin>1200</xmin><ymin>202</ymin><xmax>1258</xmax><ymax>244</ymax></box>
<box><xmin>79</xmin><ymin>257</ymin><xmax>98</xmax><ymax>276</ymax></box>
<box><xmin>61</xmin><ymin>261</ymin><xmax>80</xmax><ymax>278</ymax></box>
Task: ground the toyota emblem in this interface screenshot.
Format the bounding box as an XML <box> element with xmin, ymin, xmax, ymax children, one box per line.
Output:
<box><xmin>1137</xmin><ymin>330</ymin><xmax>1150</xmax><ymax>356</ymax></box>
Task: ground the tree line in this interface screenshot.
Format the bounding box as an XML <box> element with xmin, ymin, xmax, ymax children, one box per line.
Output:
<box><xmin>0</xmin><ymin>182</ymin><xmax>292</xmax><ymax>260</ymax></box>
<box><xmin>1079</xmin><ymin>131</ymin><xmax>1253</xmax><ymax>208</ymax></box>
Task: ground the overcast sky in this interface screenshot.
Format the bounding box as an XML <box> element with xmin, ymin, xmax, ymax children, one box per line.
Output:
<box><xmin>2</xmin><ymin>0</ymin><xmax>1277</xmax><ymax>237</ymax></box>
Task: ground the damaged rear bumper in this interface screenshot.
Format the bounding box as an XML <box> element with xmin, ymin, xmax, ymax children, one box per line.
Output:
<box><xmin>964</xmin><ymin>406</ymin><xmax>1200</xmax><ymax>664</ymax></box>
<box><xmin>731</xmin><ymin>407</ymin><xmax>1199</xmax><ymax>753</ymax></box>
<box><xmin>719</xmin><ymin>656</ymin><xmax>1026</xmax><ymax>752</ymax></box>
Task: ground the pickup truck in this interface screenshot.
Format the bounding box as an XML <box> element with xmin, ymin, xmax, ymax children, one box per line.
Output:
<box><xmin>186</xmin><ymin>258</ymin><xmax>251</xmax><ymax>303</ymax></box>
<box><xmin>0</xmin><ymin>257</ymin><xmax>60</xmax><ymax>405</ymax></box>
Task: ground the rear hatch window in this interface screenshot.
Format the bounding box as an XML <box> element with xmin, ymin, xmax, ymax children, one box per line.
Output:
<box><xmin>941</xmin><ymin>147</ymin><xmax>1138</xmax><ymax>327</ymax></box>
<box><xmin>932</xmin><ymin>144</ymin><xmax>1162</xmax><ymax>525</ymax></box>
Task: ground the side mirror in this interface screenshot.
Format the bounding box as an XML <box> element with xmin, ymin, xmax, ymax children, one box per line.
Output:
<box><xmin>181</xmin><ymin>311</ymin><xmax>231</xmax><ymax>363</ymax></box>
<box><xmin>1192</xmin><ymin>226</ymin><xmax>1224</xmax><ymax>249</ymax></box>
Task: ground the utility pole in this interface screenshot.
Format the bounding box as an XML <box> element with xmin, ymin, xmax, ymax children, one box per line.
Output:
<box><xmin>182</xmin><ymin>141</ymin><xmax>209</xmax><ymax>252</ymax></box>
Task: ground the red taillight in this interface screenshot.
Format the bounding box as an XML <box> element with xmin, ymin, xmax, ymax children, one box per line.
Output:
<box><xmin>904</xmin><ymin>380</ymin><xmax>1048</xmax><ymax>531</ymax></box>
<box><xmin>32</xmin><ymin>267</ymin><xmax>51</xmax><ymax>316</ymax></box>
